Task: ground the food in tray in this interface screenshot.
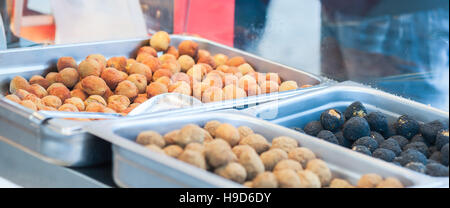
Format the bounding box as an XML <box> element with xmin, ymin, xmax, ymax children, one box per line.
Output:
<box><xmin>293</xmin><ymin>101</ymin><xmax>449</xmax><ymax>177</ymax></box>
<box><xmin>3</xmin><ymin>31</ymin><xmax>313</xmax><ymax>119</ymax></box>
<box><xmin>135</xmin><ymin>120</ymin><xmax>404</xmax><ymax>188</ymax></box>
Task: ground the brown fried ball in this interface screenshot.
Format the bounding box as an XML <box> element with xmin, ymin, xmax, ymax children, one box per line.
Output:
<box><xmin>187</xmin><ymin>65</ymin><xmax>205</xmax><ymax>81</ymax></box>
<box><xmin>20</xmin><ymin>100</ymin><xmax>37</xmax><ymax>111</ymax></box>
<box><xmin>136</xmin><ymin>53</ymin><xmax>154</xmax><ymax>63</ymax></box>
<box><xmin>178</xmin><ymin>55</ymin><xmax>196</xmax><ymax>72</ymax></box>
<box><xmin>202</xmin><ymin>75</ymin><xmax>223</xmax><ymax>89</ymax></box>
<box><xmin>107</xmin><ymin>95</ymin><xmax>131</xmax><ymax>113</ymax></box>
<box><xmin>178</xmin><ymin>40</ymin><xmax>199</xmax><ymax>58</ymax></box>
<box><xmin>238</xmin><ymin>147</ymin><xmax>265</xmax><ymax>180</ymax></box>
<box><xmin>42</xmin><ymin>95</ymin><xmax>62</xmax><ymax>109</ymax></box>
<box><xmin>64</xmin><ymin>97</ymin><xmax>85</xmax><ymax>111</ymax></box>
<box><xmin>204</xmin><ymin>120</ymin><xmax>221</xmax><ymax>137</ymax></box>
<box><xmin>73</xmin><ymin>81</ymin><xmax>82</xmax><ymax>90</ymax></box>
<box><xmin>215</xmin><ymin>162</ymin><xmax>247</xmax><ymax>184</ymax></box>
<box><xmin>223</xmin><ymin>74</ymin><xmax>239</xmax><ymax>86</ymax></box>
<box><xmin>174</xmin><ymin>124</ymin><xmax>208</xmax><ymax>147</ymax></box>
<box><xmin>266</xmin><ymin>73</ymin><xmax>281</xmax><ymax>85</ymax></box>
<box><xmin>38</xmin><ymin>105</ymin><xmax>57</xmax><ymax>111</ymax></box>
<box><xmin>202</xmin><ymin>87</ymin><xmax>224</xmax><ymax>103</ymax></box>
<box><xmin>58</xmin><ymin>103</ymin><xmax>79</xmax><ymax>112</ymax></box>
<box><xmin>14</xmin><ymin>89</ymin><xmax>31</xmax><ymax>100</ymax></box>
<box><xmin>101</xmin><ymin>67</ymin><xmax>128</xmax><ymax>90</ymax></box>
<box><xmin>137</xmin><ymin>46</ymin><xmax>157</xmax><ymax>57</ymax></box>
<box><xmin>306</xmin><ymin>159</ymin><xmax>332</xmax><ymax>186</ymax></box>
<box><xmin>237</xmin><ymin>63</ymin><xmax>255</xmax><ymax>75</ymax></box>
<box><xmin>252</xmin><ymin>172</ymin><xmax>278</xmax><ymax>188</ymax></box>
<box><xmin>106</xmin><ymin>56</ymin><xmax>127</xmax><ymax>72</ymax></box>
<box><xmin>238</xmin><ymin>75</ymin><xmax>257</xmax><ymax>92</ymax></box>
<box><xmin>279</xmin><ymin>81</ymin><xmax>298</xmax><ymax>92</ymax></box>
<box><xmin>376</xmin><ymin>177</ymin><xmax>404</xmax><ymax>188</ymax></box>
<box><xmin>260</xmin><ymin>148</ymin><xmax>288</xmax><ymax>171</ymax></box>
<box><xmin>166</xmin><ymin>46</ymin><xmax>179</xmax><ymax>58</ymax></box>
<box><xmin>164</xmin><ymin>145</ymin><xmax>184</xmax><ymax>158</ymax></box>
<box><xmin>185</xmin><ymin>143</ymin><xmax>205</xmax><ymax>155</ymax></box>
<box><xmin>153</xmin><ymin>69</ymin><xmax>173</xmax><ymax>82</ymax></box>
<box><xmin>164</xmin><ymin>130</ymin><xmax>180</xmax><ymax>145</ymax></box>
<box><xmin>238</xmin><ymin>126</ymin><xmax>254</xmax><ymax>139</ymax></box>
<box><xmin>161</xmin><ymin>61</ymin><xmax>181</xmax><ymax>74</ymax></box>
<box><xmin>329</xmin><ymin>179</ymin><xmax>355</xmax><ymax>188</ymax></box>
<box><xmin>85</xmin><ymin>102</ymin><xmax>106</xmax><ymax>112</ymax></box>
<box><xmin>171</xmin><ymin>72</ymin><xmax>191</xmax><ymax>85</ymax></box>
<box><xmin>140</xmin><ymin>56</ymin><xmax>161</xmax><ymax>73</ymax></box>
<box><xmin>85</xmin><ymin>95</ymin><xmax>107</xmax><ymax>107</ymax></box>
<box><xmin>102</xmin><ymin>87</ymin><xmax>114</xmax><ymax>101</ymax></box>
<box><xmin>155</xmin><ymin>76</ymin><xmax>172</xmax><ymax>88</ymax></box>
<box><xmin>86</xmin><ymin>54</ymin><xmax>107</xmax><ymax>68</ymax></box>
<box><xmin>213</xmin><ymin>54</ymin><xmax>229</xmax><ymax>67</ymax></box>
<box><xmin>47</xmin><ymin>83</ymin><xmax>71</xmax><ymax>102</ymax></box>
<box><xmin>273</xmin><ymin>159</ymin><xmax>303</xmax><ymax>172</ymax></box>
<box><xmin>271</xmin><ymin>136</ymin><xmax>298</xmax><ymax>153</ymax></box>
<box><xmin>145</xmin><ymin>144</ymin><xmax>165</xmax><ymax>154</ymax></box>
<box><xmin>10</xmin><ymin>76</ymin><xmax>30</xmax><ymax>94</ymax></box>
<box><xmin>28</xmin><ymin>84</ymin><xmax>48</xmax><ymax>98</ymax></box>
<box><xmin>197</xmin><ymin>55</ymin><xmax>216</xmax><ymax>68</ymax></box>
<box><xmin>159</xmin><ymin>54</ymin><xmax>177</xmax><ymax>64</ymax></box>
<box><xmin>217</xmin><ymin>65</ymin><xmax>240</xmax><ymax>74</ymax></box>
<box><xmin>178</xmin><ymin>150</ymin><xmax>207</xmax><ymax>170</ymax></box>
<box><xmin>239</xmin><ymin>134</ymin><xmax>271</xmax><ymax>154</ymax></box>
<box><xmin>128</xmin><ymin>62</ymin><xmax>153</xmax><ymax>82</ymax></box>
<box><xmin>57</xmin><ymin>57</ymin><xmax>77</xmax><ymax>72</ymax></box>
<box><xmin>80</xmin><ymin>76</ymin><xmax>108</xmax><ymax>96</ymax></box>
<box><xmin>150</xmin><ymin>31</ymin><xmax>171</xmax><ymax>51</ymax></box>
<box><xmin>223</xmin><ymin>85</ymin><xmax>247</xmax><ymax>100</ymax></box>
<box><xmin>243</xmin><ymin>181</ymin><xmax>253</xmax><ymax>188</ymax></box>
<box><xmin>288</xmin><ymin>147</ymin><xmax>316</xmax><ymax>168</ymax></box>
<box><xmin>274</xmin><ymin>169</ymin><xmax>302</xmax><ymax>188</ymax></box>
<box><xmin>260</xmin><ymin>81</ymin><xmax>279</xmax><ymax>94</ymax></box>
<box><xmin>29</xmin><ymin>75</ymin><xmax>50</xmax><ymax>89</ymax></box>
<box><xmin>136</xmin><ymin>130</ymin><xmax>165</xmax><ymax>148</ymax></box>
<box><xmin>45</xmin><ymin>72</ymin><xmax>59</xmax><ymax>86</ymax></box>
<box><xmin>22</xmin><ymin>94</ymin><xmax>44</xmax><ymax>107</ymax></box>
<box><xmin>133</xmin><ymin>94</ymin><xmax>148</xmax><ymax>104</ymax></box>
<box><xmin>5</xmin><ymin>94</ymin><xmax>21</xmax><ymax>103</ymax></box>
<box><xmin>245</xmin><ymin>82</ymin><xmax>261</xmax><ymax>96</ymax></box>
<box><xmin>56</xmin><ymin>67</ymin><xmax>79</xmax><ymax>88</ymax></box>
<box><xmin>169</xmin><ymin>81</ymin><xmax>191</xmax><ymax>96</ymax></box>
<box><xmin>215</xmin><ymin>123</ymin><xmax>241</xmax><ymax>147</ymax></box>
<box><xmin>226</xmin><ymin>56</ymin><xmax>246</xmax><ymax>67</ymax></box>
<box><xmin>115</xmin><ymin>80</ymin><xmax>139</xmax><ymax>100</ymax></box>
<box><xmin>297</xmin><ymin>170</ymin><xmax>321</xmax><ymax>188</ymax></box>
<box><xmin>357</xmin><ymin>174</ymin><xmax>383</xmax><ymax>188</ymax></box>
<box><xmin>78</xmin><ymin>58</ymin><xmax>103</xmax><ymax>78</ymax></box>
<box><xmin>205</xmin><ymin>139</ymin><xmax>237</xmax><ymax>168</ymax></box>
<box><xmin>127</xmin><ymin>74</ymin><xmax>147</xmax><ymax>94</ymax></box>
<box><xmin>232</xmin><ymin>145</ymin><xmax>255</xmax><ymax>159</ymax></box>
<box><xmin>146</xmin><ymin>82</ymin><xmax>168</xmax><ymax>98</ymax></box>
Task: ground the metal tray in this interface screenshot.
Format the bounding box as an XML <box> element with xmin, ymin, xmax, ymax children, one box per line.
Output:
<box><xmin>0</xmin><ymin>35</ymin><xmax>328</xmax><ymax>167</ymax></box>
<box><xmin>243</xmin><ymin>81</ymin><xmax>449</xmax><ymax>186</ymax></box>
<box><xmin>85</xmin><ymin>112</ymin><xmax>441</xmax><ymax>188</ymax></box>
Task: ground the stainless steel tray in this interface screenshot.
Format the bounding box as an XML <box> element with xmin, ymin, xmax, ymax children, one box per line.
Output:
<box><xmin>243</xmin><ymin>81</ymin><xmax>449</xmax><ymax>186</ymax></box>
<box><xmin>0</xmin><ymin>35</ymin><xmax>329</xmax><ymax>167</ymax></box>
<box><xmin>85</xmin><ymin>112</ymin><xmax>441</xmax><ymax>188</ymax></box>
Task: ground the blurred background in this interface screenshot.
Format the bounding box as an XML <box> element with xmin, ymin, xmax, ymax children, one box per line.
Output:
<box><xmin>0</xmin><ymin>0</ymin><xmax>448</xmax><ymax>111</ymax></box>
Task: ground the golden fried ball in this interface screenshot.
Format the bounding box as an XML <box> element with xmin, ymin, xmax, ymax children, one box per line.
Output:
<box><xmin>201</xmin><ymin>87</ymin><xmax>224</xmax><ymax>103</ymax></box>
<box><xmin>239</xmin><ymin>134</ymin><xmax>270</xmax><ymax>154</ymax></box>
<box><xmin>260</xmin><ymin>81</ymin><xmax>279</xmax><ymax>94</ymax></box>
<box><xmin>223</xmin><ymin>85</ymin><xmax>247</xmax><ymax>100</ymax></box>
<box><xmin>161</xmin><ymin>61</ymin><xmax>182</xmax><ymax>74</ymax></box>
<box><xmin>145</xmin><ymin>144</ymin><xmax>165</xmax><ymax>154</ymax></box>
<box><xmin>127</xmin><ymin>74</ymin><xmax>147</xmax><ymax>94</ymax></box>
<box><xmin>185</xmin><ymin>143</ymin><xmax>205</xmax><ymax>155</ymax></box>
<box><xmin>45</xmin><ymin>72</ymin><xmax>59</xmax><ymax>86</ymax></box>
<box><xmin>178</xmin><ymin>55</ymin><xmax>196</xmax><ymax>72</ymax></box>
<box><xmin>297</xmin><ymin>170</ymin><xmax>321</xmax><ymax>188</ymax></box>
<box><xmin>273</xmin><ymin>159</ymin><xmax>303</xmax><ymax>172</ymax></box>
<box><xmin>86</xmin><ymin>54</ymin><xmax>107</xmax><ymax>68</ymax></box>
<box><xmin>159</xmin><ymin>54</ymin><xmax>177</xmax><ymax>64</ymax></box>
<box><xmin>9</xmin><ymin>76</ymin><xmax>30</xmax><ymax>94</ymax></box>
<box><xmin>107</xmin><ymin>95</ymin><xmax>131</xmax><ymax>112</ymax></box>
<box><xmin>29</xmin><ymin>75</ymin><xmax>50</xmax><ymax>89</ymax></box>
<box><xmin>271</xmin><ymin>136</ymin><xmax>298</xmax><ymax>153</ymax></box>
<box><xmin>237</xmin><ymin>63</ymin><xmax>255</xmax><ymax>75</ymax></box>
<box><xmin>133</xmin><ymin>94</ymin><xmax>148</xmax><ymax>104</ymax></box>
<box><xmin>169</xmin><ymin>81</ymin><xmax>191</xmax><ymax>96</ymax></box>
<box><xmin>164</xmin><ymin>130</ymin><xmax>180</xmax><ymax>145</ymax></box>
<box><xmin>288</xmin><ymin>147</ymin><xmax>316</xmax><ymax>168</ymax></box>
<box><xmin>106</xmin><ymin>56</ymin><xmax>127</xmax><ymax>72</ymax></box>
<box><xmin>274</xmin><ymin>169</ymin><xmax>302</xmax><ymax>188</ymax></box>
<box><xmin>252</xmin><ymin>172</ymin><xmax>278</xmax><ymax>188</ymax></box>
<box><xmin>14</xmin><ymin>89</ymin><xmax>31</xmax><ymax>100</ymax></box>
<box><xmin>266</xmin><ymin>73</ymin><xmax>281</xmax><ymax>85</ymax></box>
<box><xmin>174</xmin><ymin>124</ymin><xmax>208</xmax><ymax>147</ymax></box>
<box><xmin>150</xmin><ymin>31</ymin><xmax>170</xmax><ymax>51</ymax></box>
<box><xmin>140</xmin><ymin>56</ymin><xmax>161</xmax><ymax>73</ymax></box>
<box><xmin>215</xmin><ymin>123</ymin><xmax>241</xmax><ymax>146</ymax></box>
<box><xmin>163</xmin><ymin>145</ymin><xmax>184</xmax><ymax>158</ymax></box>
<box><xmin>28</xmin><ymin>84</ymin><xmax>48</xmax><ymax>98</ymax></box>
<box><xmin>153</xmin><ymin>69</ymin><xmax>173</xmax><ymax>82</ymax></box>
<box><xmin>306</xmin><ymin>159</ymin><xmax>332</xmax><ymax>187</ymax></box>
<box><xmin>357</xmin><ymin>174</ymin><xmax>383</xmax><ymax>188</ymax></box>
<box><xmin>279</xmin><ymin>81</ymin><xmax>298</xmax><ymax>92</ymax></box>
<box><xmin>81</xmin><ymin>76</ymin><xmax>108</xmax><ymax>96</ymax></box>
<box><xmin>64</xmin><ymin>97</ymin><xmax>85</xmax><ymax>111</ymax></box>
<box><xmin>178</xmin><ymin>40</ymin><xmax>199</xmax><ymax>58</ymax></box>
<box><xmin>146</xmin><ymin>82</ymin><xmax>168</xmax><ymax>98</ymax></box>
<box><xmin>115</xmin><ymin>80</ymin><xmax>139</xmax><ymax>100</ymax></box>
<box><xmin>171</xmin><ymin>72</ymin><xmax>191</xmax><ymax>86</ymax></box>
<box><xmin>238</xmin><ymin>147</ymin><xmax>265</xmax><ymax>180</ymax></box>
<box><xmin>155</xmin><ymin>76</ymin><xmax>172</xmax><ymax>87</ymax></box>
<box><xmin>42</xmin><ymin>95</ymin><xmax>62</xmax><ymax>109</ymax></box>
<box><xmin>232</xmin><ymin>145</ymin><xmax>255</xmax><ymax>159</ymax></box>
<box><xmin>128</xmin><ymin>62</ymin><xmax>153</xmax><ymax>82</ymax></box>
<box><xmin>376</xmin><ymin>177</ymin><xmax>404</xmax><ymax>188</ymax></box>
<box><xmin>101</xmin><ymin>67</ymin><xmax>128</xmax><ymax>90</ymax></box>
<box><xmin>57</xmin><ymin>57</ymin><xmax>78</xmax><ymax>72</ymax></box>
<box><xmin>329</xmin><ymin>179</ymin><xmax>355</xmax><ymax>188</ymax></box>
<box><xmin>260</xmin><ymin>148</ymin><xmax>288</xmax><ymax>171</ymax></box>
<box><xmin>78</xmin><ymin>58</ymin><xmax>103</xmax><ymax>78</ymax></box>
<box><xmin>20</xmin><ymin>100</ymin><xmax>38</xmax><ymax>111</ymax></box>
<box><xmin>84</xmin><ymin>95</ymin><xmax>107</xmax><ymax>106</ymax></box>
<box><xmin>47</xmin><ymin>83</ymin><xmax>71</xmax><ymax>102</ymax></box>
<box><xmin>85</xmin><ymin>102</ymin><xmax>106</xmax><ymax>112</ymax></box>
<box><xmin>58</xmin><ymin>103</ymin><xmax>79</xmax><ymax>112</ymax></box>
<box><xmin>136</xmin><ymin>130</ymin><xmax>165</xmax><ymax>148</ymax></box>
<box><xmin>56</xmin><ymin>67</ymin><xmax>79</xmax><ymax>88</ymax></box>
<box><xmin>166</xmin><ymin>46</ymin><xmax>179</xmax><ymax>58</ymax></box>
<box><xmin>226</xmin><ymin>56</ymin><xmax>246</xmax><ymax>67</ymax></box>
<box><xmin>137</xmin><ymin>46</ymin><xmax>157</xmax><ymax>57</ymax></box>
<box><xmin>5</xmin><ymin>94</ymin><xmax>21</xmax><ymax>103</ymax></box>
<box><xmin>178</xmin><ymin>150</ymin><xmax>207</xmax><ymax>170</ymax></box>
<box><xmin>205</xmin><ymin>139</ymin><xmax>237</xmax><ymax>168</ymax></box>
<box><xmin>203</xmin><ymin>120</ymin><xmax>221</xmax><ymax>137</ymax></box>
<box><xmin>215</xmin><ymin>162</ymin><xmax>247</xmax><ymax>184</ymax></box>
<box><xmin>213</xmin><ymin>54</ymin><xmax>229</xmax><ymax>67</ymax></box>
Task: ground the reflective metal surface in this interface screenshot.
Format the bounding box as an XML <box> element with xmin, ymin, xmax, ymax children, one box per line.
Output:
<box><xmin>86</xmin><ymin>112</ymin><xmax>441</xmax><ymax>188</ymax></box>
